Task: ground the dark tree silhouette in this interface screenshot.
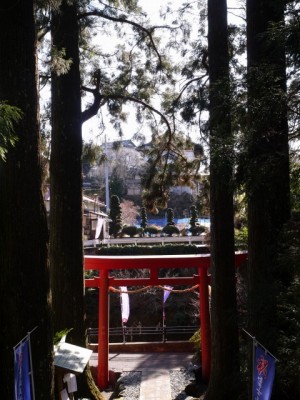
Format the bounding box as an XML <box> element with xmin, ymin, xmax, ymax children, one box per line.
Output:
<box><xmin>204</xmin><ymin>0</ymin><xmax>241</xmax><ymax>398</ymax></box>
<box><xmin>109</xmin><ymin>195</ymin><xmax>123</xmax><ymax>238</ymax></box>
<box><xmin>246</xmin><ymin>1</ymin><xmax>290</xmax><ymax>397</ymax></box>
<box><xmin>0</xmin><ymin>1</ymin><xmax>53</xmax><ymax>397</ymax></box>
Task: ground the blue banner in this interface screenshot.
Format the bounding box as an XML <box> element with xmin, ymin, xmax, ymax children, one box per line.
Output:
<box><xmin>14</xmin><ymin>337</ymin><xmax>32</xmax><ymax>400</ymax></box>
<box><xmin>252</xmin><ymin>344</ymin><xmax>276</xmax><ymax>400</ymax></box>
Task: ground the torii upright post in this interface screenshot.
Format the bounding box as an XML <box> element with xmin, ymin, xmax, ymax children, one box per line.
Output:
<box><xmin>98</xmin><ymin>268</ymin><xmax>109</xmax><ymax>389</ymax></box>
<box><xmin>199</xmin><ymin>265</ymin><xmax>211</xmax><ymax>383</ymax></box>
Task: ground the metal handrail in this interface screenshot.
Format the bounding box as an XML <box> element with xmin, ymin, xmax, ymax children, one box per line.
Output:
<box><xmin>87</xmin><ymin>325</ymin><xmax>199</xmax><ymax>343</ymax></box>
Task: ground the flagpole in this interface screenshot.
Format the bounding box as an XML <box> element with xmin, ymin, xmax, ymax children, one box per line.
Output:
<box><xmin>13</xmin><ymin>326</ymin><xmax>38</xmax><ymax>400</ymax></box>
<box><xmin>252</xmin><ymin>334</ymin><xmax>256</xmax><ymax>400</ymax></box>
<box><xmin>27</xmin><ymin>331</ymin><xmax>36</xmax><ymax>400</ymax></box>
<box><xmin>242</xmin><ymin>329</ymin><xmax>279</xmax><ymax>361</ymax></box>
<box><xmin>13</xmin><ymin>326</ymin><xmax>38</xmax><ymax>350</ymax></box>
<box><xmin>243</xmin><ymin>329</ymin><xmax>278</xmax><ymax>400</ymax></box>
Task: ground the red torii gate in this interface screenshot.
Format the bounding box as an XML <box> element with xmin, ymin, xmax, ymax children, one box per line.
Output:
<box><xmin>84</xmin><ymin>252</ymin><xmax>247</xmax><ymax>389</ymax></box>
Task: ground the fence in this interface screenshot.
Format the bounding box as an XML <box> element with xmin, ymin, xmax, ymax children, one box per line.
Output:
<box><xmin>87</xmin><ymin>325</ymin><xmax>199</xmax><ymax>344</ymax></box>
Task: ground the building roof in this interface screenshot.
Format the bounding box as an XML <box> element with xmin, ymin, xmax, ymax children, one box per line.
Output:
<box><xmin>103</xmin><ymin>139</ymin><xmax>136</xmax><ymax>150</ymax></box>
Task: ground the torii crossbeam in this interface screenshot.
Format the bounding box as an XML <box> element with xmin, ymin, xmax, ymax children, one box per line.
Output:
<box><xmin>84</xmin><ymin>252</ymin><xmax>247</xmax><ymax>389</ymax></box>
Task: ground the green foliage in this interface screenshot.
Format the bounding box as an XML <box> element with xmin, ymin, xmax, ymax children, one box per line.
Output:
<box><xmin>190</xmin><ymin>225</ymin><xmax>205</xmax><ymax>236</ymax></box>
<box><xmin>140</xmin><ymin>206</ymin><xmax>148</xmax><ymax>229</ymax></box>
<box><xmin>275</xmin><ymin>278</ymin><xmax>300</xmax><ymax>399</ymax></box>
<box><xmin>109</xmin><ymin>169</ymin><xmax>126</xmax><ymax>198</ymax></box>
<box><xmin>234</xmin><ymin>226</ymin><xmax>248</xmax><ymax>250</ymax></box>
<box><xmin>110</xmin><ymin>167</ymin><xmax>126</xmax><ymax>199</ymax></box>
<box><xmin>109</xmin><ymin>195</ymin><xmax>123</xmax><ymax>237</ymax></box>
<box><xmin>272</xmin><ymin>215</ymin><xmax>300</xmax><ymax>399</ymax></box>
<box><xmin>0</xmin><ymin>102</ymin><xmax>22</xmax><ymax>161</ymax></box>
<box><xmin>121</xmin><ymin>225</ymin><xmax>139</xmax><ymax>237</ymax></box>
<box><xmin>98</xmin><ymin>244</ymin><xmax>210</xmax><ymax>256</ymax></box>
<box><xmin>189</xmin><ymin>329</ymin><xmax>201</xmax><ymax>362</ymax></box>
<box><xmin>166</xmin><ymin>207</ymin><xmax>175</xmax><ymax>226</ymax></box>
<box><xmin>53</xmin><ymin>328</ymin><xmax>73</xmax><ymax>346</ymax></box>
<box><xmin>168</xmin><ymin>192</ymin><xmax>193</xmax><ymax>218</ymax></box>
<box><xmin>189</xmin><ymin>205</ymin><xmax>198</xmax><ymax>228</ymax></box>
<box><xmin>141</xmin><ymin>133</ymin><xmax>204</xmax><ymax>212</ymax></box>
<box><xmin>144</xmin><ymin>225</ymin><xmax>160</xmax><ymax>236</ymax></box>
<box><xmin>82</xmin><ymin>140</ymin><xmax>104</xmax><ymax>176</ymax></box>
<box><xmin>189</xmin><ymin>205</ymin><xmax>205</xmax><ymax>235</ymax></box>
<box><xmin>290</xmin><ymin>161</ymin><xmax>300</xmax><ymax>211</ymax></box>
<box><xmin>162</xmin><ymin>224</ymin><xmax>180</xmax><ymax>236</ymax></box>
<box><xmin>51</xmin><ymin>47</ymin><xmax>73</xmax><ymax>76</ymax></box>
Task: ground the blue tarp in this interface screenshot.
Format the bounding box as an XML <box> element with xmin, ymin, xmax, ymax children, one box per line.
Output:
<box><xmin>137</xmin><ymin>217</ymin><xmax>210</xmax><ymax>227</ymax></box>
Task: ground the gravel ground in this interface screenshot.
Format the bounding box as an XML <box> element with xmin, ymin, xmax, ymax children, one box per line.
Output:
<box><xmin>117</xmin><ymin>371</ymin><xmax>142</xmax><ymax>399</ymax></box>
<box><xmin>170</xmin><ymin>368</ymin><xmax>196</xmax><ymax>400</ymax></box>
<box><xmin>105</xmin><ymin>368</ymin><xmax>197</xmax><ymax>400</ymax></box>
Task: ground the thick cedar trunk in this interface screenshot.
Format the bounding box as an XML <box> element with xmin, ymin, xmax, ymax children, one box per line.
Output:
<box><xmin>50</xmin><ymin>0</ymin><xmax>84</xmax><ymax>344</ymax></box>
<box><xmin>0</xmin><ymin>1</ymin><xmax>53</xmax><ymax>398</ymax></box>
<box><xmin>246</xmin><ymin>2</ymin><xmax>290</xmax><ymax>399</ymax></box>
<box><xmin>205</xmin><ymin>1</ymin><xmax>241</xmax><ymax>399</ymax></box>
<box><xmin>246</xmin><ymin>0</ymin><xmax>290</xmax><ymax>350</ymax></box>
<box><xmin>50</xmin><ymin>2</ymin><xmax>103</xmax><ymax>398</ymax></box>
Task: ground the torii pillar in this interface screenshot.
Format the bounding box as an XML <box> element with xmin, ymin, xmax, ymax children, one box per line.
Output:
<box><xmin>98</xmin><ymin>268</ymin><xmax>109</xmax><ymax>388</ymax></box>
<box><xmin>199</xmin><ymin>263</ymin><xmax>211</xmax><ymax>383</ymax></box>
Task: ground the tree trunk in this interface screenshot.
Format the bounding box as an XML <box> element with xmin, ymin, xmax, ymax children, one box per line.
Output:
<box><xmin>205</xmin><ymin>1</ymin><xmax>241</xmax><ymax>399</ymax></box>
<box><xmin>246</xmin><ymin>0</ymin><xmax>290</xmax><ymax>350</ymax></box>
<box><xmin>50</xmin><ymin>0</ymin><xmax>84</xmax><ymax>344</ymax></box>
<box><xmin>0</xmin><ymin>1</ymin><xmax>54</xmax><ymax>398</ymax></box>
<box><xmin>246</xmin><ymin>1</ymin><xmax>290</xmax><ymax>398</ymax></box>
<box><xmin>50</xmin><ymin>1</ymin><xmax>104</xmax><ymax>398</ymax></box>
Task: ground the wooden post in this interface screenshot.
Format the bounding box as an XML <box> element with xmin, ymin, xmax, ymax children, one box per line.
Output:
<box><xmin>199</xmin><ymin>265</ymin><xmax>211</xmax><ymax>383</ymax></box>
<box><xmin>98</xmin><ymin>268</ymin><xmax>109</xmax><ymax>389</ymax></box>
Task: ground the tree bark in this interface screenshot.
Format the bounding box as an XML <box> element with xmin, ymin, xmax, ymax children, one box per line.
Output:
<box><xmin>50</xmin><ymin>0</ymin><xmax>84</xmax><ymax>343</ymax></box>
<box><xmin>246</xmin><ymin>0</ymin><xmax>290</xmax><ymax>349</ymax></box>
<box><xmin>50</xmin><ymin>1</ymin><xmax>104</xmax><ymax>398</ymax></box>
<box><xmin>0</xmin><ymin>1</ymin><xmax>54</xmax><ymax>398</ymax></box>
<box><xmin>205</xmin><ymin>1</ymin><xmax>241</xmax><ymax>399</ymax></box>
<box><xmin>246</xmin><ymin>2</ymin><xmax>290</xmax><ymax>398</ymax></box>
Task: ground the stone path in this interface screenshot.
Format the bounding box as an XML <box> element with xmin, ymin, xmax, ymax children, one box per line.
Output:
<box><xmin>140</xmin><ymin>369</ymin><xmax>172</xmax><ymax>400</ymax></box>
<box><xmin>90</xmin><ymin>352</ymin><xmax>194</xmax><ymax>400</ymax></box>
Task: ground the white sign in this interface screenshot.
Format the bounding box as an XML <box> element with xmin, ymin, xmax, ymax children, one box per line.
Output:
<box><xmin>54</xmin><ymin>343</ymin><xmax>92</xmax><ymax>374</ymax></box>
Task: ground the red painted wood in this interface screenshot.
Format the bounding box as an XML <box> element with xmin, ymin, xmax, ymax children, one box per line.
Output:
<box><xmin>84</xmin><ymin>254</ymin><xmax>212</xmax><ymax>270</ymax></box>
<box><xmin>98</xmin><ymin>269</ymin><xmax>109</xmax><ymax>389</ymax></box>
<box><xmin>85</xmin><ymin>277</ymin><xmax>100</xmax><ymax>288</ymax></box>
<box><xmin>84</xmin><ymin>251</ymin><xmax>247</xmax><ymax>388</ymax></box>
<box><xmin>199</xmin><ymin>266</ymin><xmax>211</xmax><ymax>383</ymax></box>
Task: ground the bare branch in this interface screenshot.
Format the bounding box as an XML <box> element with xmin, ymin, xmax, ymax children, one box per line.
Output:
<box><xmin>81</xmin><ymin>83</ymin><xmax>173</xmax><ymax>143</ymax></box>
<box><xmin>81</xmin><ymin>69</ymin><xmax>105</xmax><ymax>123</ymax></box>
<box><xmin>171</xmin><ymin>74</ymin><xmax>208</xmax><ymax>109</ymax></box>
<box><xmin>78</xmin><ymin>9</ymin><xmax>162</xmax><ymax>66</ymax></box>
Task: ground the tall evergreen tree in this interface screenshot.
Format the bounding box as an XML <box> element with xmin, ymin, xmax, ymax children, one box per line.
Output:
<box><xmin>140</xmin><ymin>206</ymin><xmax>148</xmax><ymax>230</ymax></box>
<box><xmin>0</xmin><ymin>1</ymin><xmax>53</xmax><ymax>397</ymax></box>
<box><xmin>189</xmin><ymin>205</ymin><xmax>198</xmax><ymax>228</ymax></box>
<box><xmin>166</xmin><ymin>207</ymin><xmax>175</xmax><ymax>226</ymax></box>
<box><xmin>109</xmin><ymin>195</ymin><xmax>123</xmax><ymax>237</ymax></box>
<box><xmin>246</xmin><ymin>0</ymin><xmax>290</xmax><ymax>350</ymax></box>
<box><xmin>50</xmin><ymin>1</ymin><xmax>103</xmax><ymax>398</ymax></box>
<box><xmin>205</xmin><ymin>0</ymin><xmax>241</xmax><ymax>398</ymax></box>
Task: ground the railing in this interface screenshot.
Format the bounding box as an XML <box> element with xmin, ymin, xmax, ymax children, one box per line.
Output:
<box><xmin>87</xmin><ymin>325</ymin><xmax>199</xmax><ymax>344</ymax></box>
<box><xmin>84</xmin><ymin>235</ymin><xmax>209</xmax><ymax>248</ymax></box>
